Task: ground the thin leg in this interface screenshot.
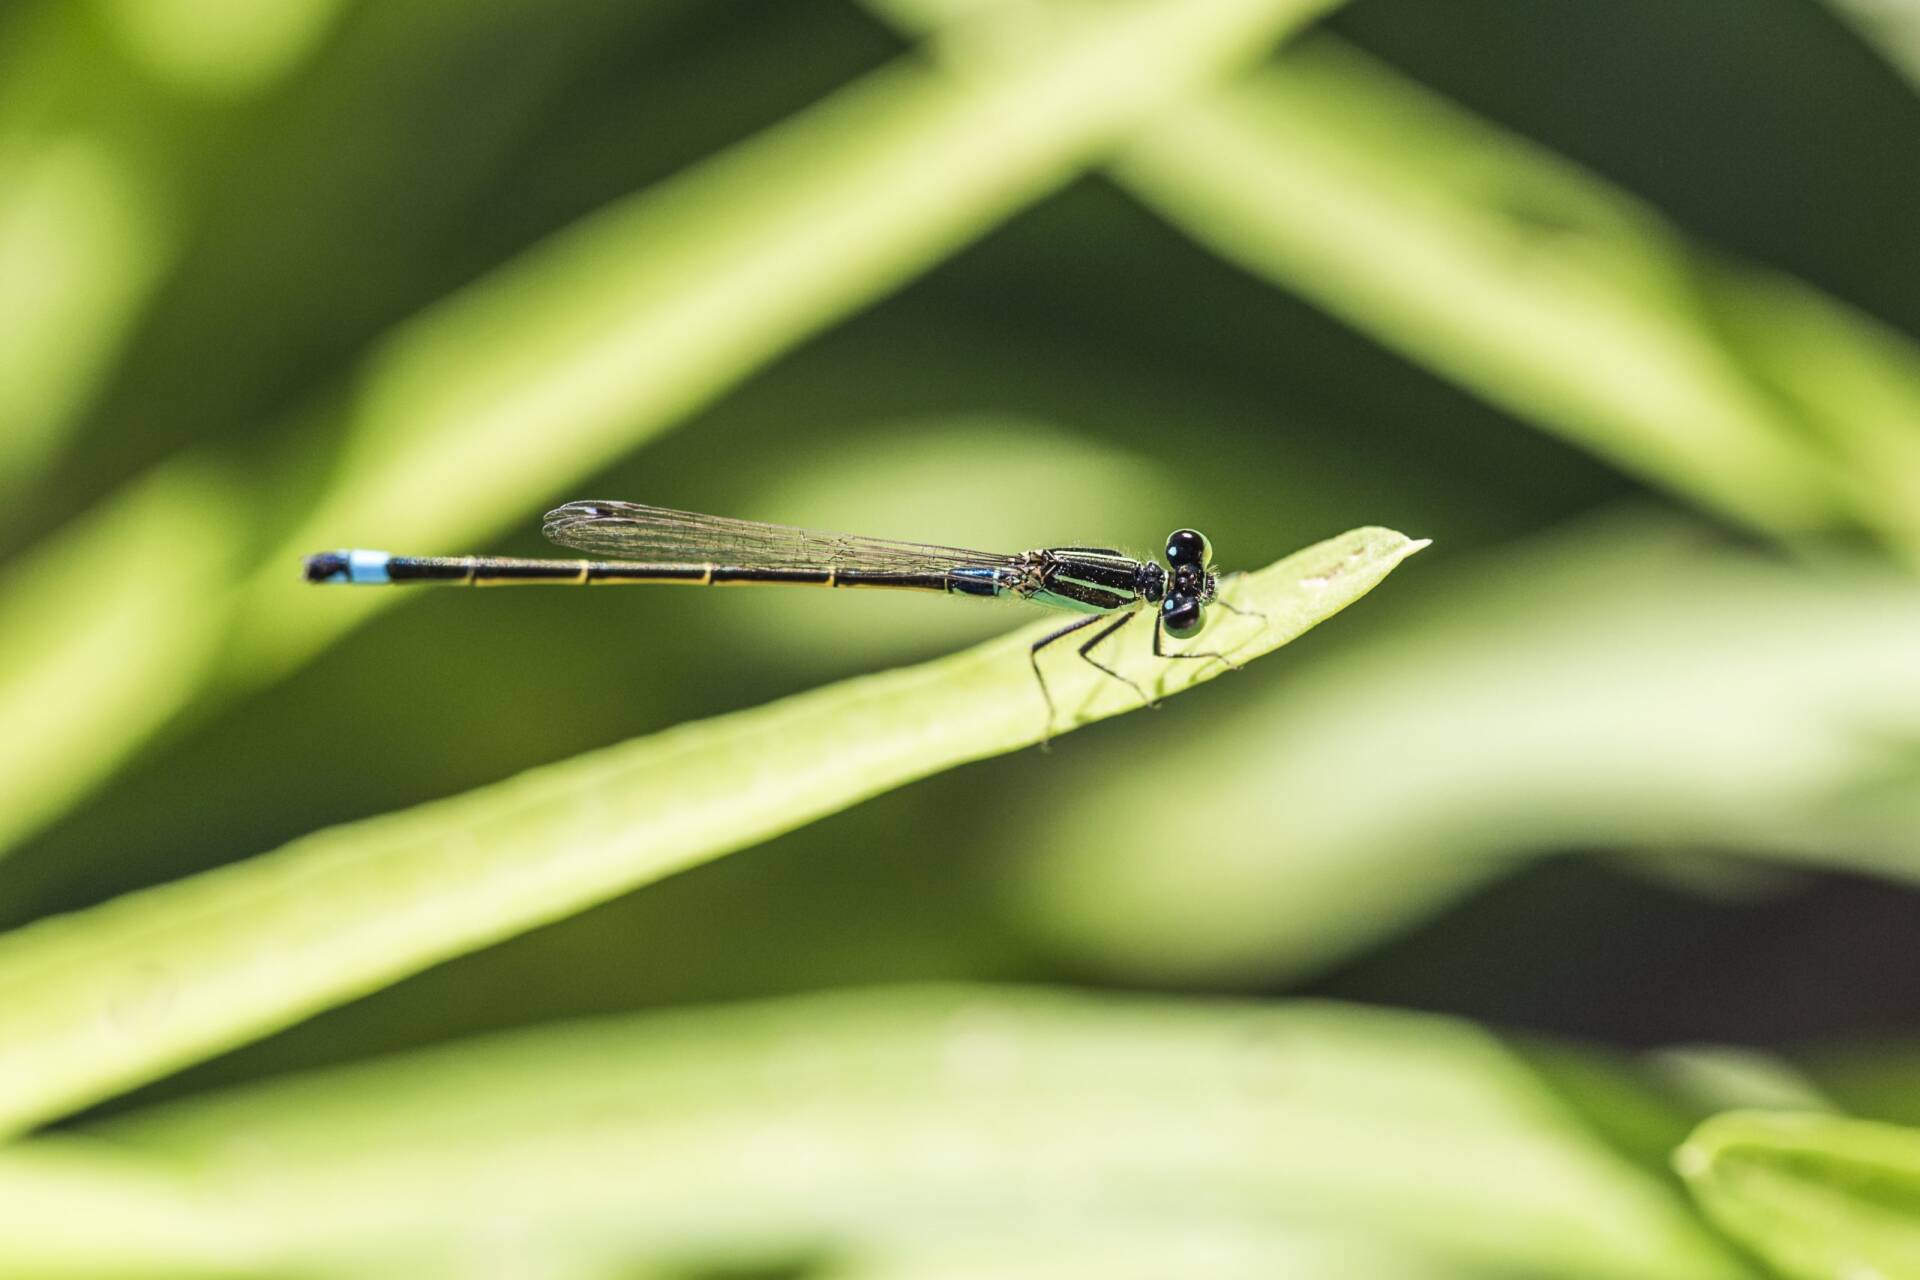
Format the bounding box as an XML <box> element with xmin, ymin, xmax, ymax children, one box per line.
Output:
<box><xmin>1205</xmin><ymin>593</ymin><xmax>1266</xmax><ymax>662</ymax></box>
<box><xmin>1076</xmin><ymin>608</ymin><xmax>1152</xmax><ymax>708</ymax></box>
<box><xmin>1212</xmin><ymin>596</ymin><xmax>1265</xmax><ymax>623</ymax></box>
<box><xmin>1030</xmin><ymin>613</ymin><xmax>1107</xmax><ymax>746</ymax></box>
<box><xmin>1153</xmin><ymin>612</ymin><xmax>1241</xmax><ymax>673</ymax></box>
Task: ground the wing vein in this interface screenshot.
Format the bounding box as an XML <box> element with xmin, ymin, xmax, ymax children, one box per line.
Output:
<box><xmin>541</xmin><ymin>501</ymin><xmax>1022</xmax><ymax>574</ymax></box>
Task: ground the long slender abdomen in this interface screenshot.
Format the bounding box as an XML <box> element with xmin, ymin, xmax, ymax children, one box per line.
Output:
<box><xmin>303</xmin><ymin>552</ymin><xmax>1022</xmax><ymax>594</ymax></box>
<box><xmin>303</xmin><ymin>552</ymin><xmax>706</xmax><ymax>585</ymax></box>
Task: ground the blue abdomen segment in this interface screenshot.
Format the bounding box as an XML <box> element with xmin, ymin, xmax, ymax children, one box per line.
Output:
<box><xmin>349</xmin><ymin>550</ymin><xmax>392</xmax><ymax>584</ymax></box>
<box><xmin>948</xmin><ymin>567</ymin><xmax>1008</xmax><ymax>599</ymax></box>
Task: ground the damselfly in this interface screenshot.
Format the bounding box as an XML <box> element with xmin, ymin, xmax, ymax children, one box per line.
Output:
<box><xmin>306</xmin><ymin>501</ymin><xmax>1257</xmax><ymax>735</ymax></box>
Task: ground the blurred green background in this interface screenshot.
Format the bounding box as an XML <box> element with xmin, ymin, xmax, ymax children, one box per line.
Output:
<box><xmin>5</xmin><ymin>0</ymin><xmax>1920</xmax><ymax>1275</ymax></box>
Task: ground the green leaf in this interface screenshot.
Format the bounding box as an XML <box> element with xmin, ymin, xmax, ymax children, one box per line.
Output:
<box><xmin>809</xmin><ymin>1232</ymin><xmax>1482</xmax><ymax>1280</ymax></box>
<box><xmin>0</xmin><ymin>0</ymin><xmax>1335</xmax><ymax>862</ymax></box>
<box><xmin>1111</xmin><ymin>40</ymin><xmax>1920</xmax><ymax>557</ymax></box>
<box><xmin>0</xmin><ymin>527</ymin><xmax>1420</xmax><ymax>1136</ymax></box>
<box><xmin>13</xmin><ymin>987</ymin><xmax>1738</xmax><ymax>1277</ymax></box>
<box><xmin>1677</xmin><ymin>1109</ymin><xmax>1920</xmax><ymax>1280</ymax></box>
<box><xmin>91</xmin><ymin>0</ymin><xmax>347</xmax><ymax>95</ymax></box>
<box><xmin>0</xmin><ymin>463</ymin><xmax>243</xmax><ymax>855</ymax></box>
<box><xmin>0</xmin><ymin>0</ymin><xmax>345</xmax><ymax>495</ymax></box>
<box><xmin>1825</xmin><ymin>0</ymin><xmax>1920</xmax><ymax>90</ymax></box>
<box><xmin>0</xmin><ymin>132</ymin><xmax>169</xmax><ymax>491</ymax></box>
<box><xmin>863</xmin><ymin>3</ymin><xmax>1920</xmax><ymax>560</ymax></box>
<box><xmin>1805</xmin><ymin>1043</ymin><xmax>1920</xmax><ymax>1130</ymax></box>
<box><xmin>1009</xmin><ymin>517</ymin><xmax>1920</xmax><ymax>983</ymax></box>
<box><xmin>234</xmin><ymin>0</ymin><xmax>1339</xmax><ymax>682</ymax></box>
<box><xmin>0</xmin><ymin>1140</ymin><xmax>259</xmax><ymax>1278</ymax></box>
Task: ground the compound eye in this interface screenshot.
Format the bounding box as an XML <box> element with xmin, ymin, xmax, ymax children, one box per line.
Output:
<box><xmin>1162</xmin><ymin>595</ymin><xmax>1204</xmax><ymax>639</ymax></box>
<box><xmin>1165</xmin><ymin>528</ymin><xmax>1212</xmax><ymax>568</ymax></box>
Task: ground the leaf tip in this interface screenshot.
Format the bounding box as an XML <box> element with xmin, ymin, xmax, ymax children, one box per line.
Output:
<box><xmin>1671</xmin><ymin>1139</ymin><xmax>1713</xmax><ymax>1181</ymax></box>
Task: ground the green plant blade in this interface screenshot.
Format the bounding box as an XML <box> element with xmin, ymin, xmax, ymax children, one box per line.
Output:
<box><xmin>0</xmin><ymin>0</ymin><xmax>1335</xmax><ymax>865</ymax></box>
<box><xmin>810</xmin><ymin>1231</ymin><xmax>1482</xmax><ymax>1280</ymax></box>
<box><xmin>1676</xmin><ymin>1109</ymin><xmax>1920</xmax><ymax>1280</ymax></box>
<box><xmin>1826</xmin><ymin>0</ymin><xmax>1920</xmax><ymax>90</ymax></box>
<box><xmin>0</xmin><ymin>463</ymin><xmax>243</xmax><ymax>855</ymax></box>
<box><xmin>0</xmin><ymin>527</ymin><xmax>1420</xmax><ymax>1136</ymax></box>
<box><xmin>91</xmin><ymin>0</ymin><xmax>347</xmax><ymax>95</ymax></box>
<box><xmin>0</xmin><ymin>0</ymin><xmax>347</xmax><ymax>496</ymax></box>
<box><xmin>866</xmin><ymin>5</ymin><xmax>1920</xmax><ymax>560</ymax></box>
<box><xmin>30</xmin><ymin>987</ymin><xmax>1737</xmax><ymax>1278</ymax></box>
<box><xmin>0</xmin><ymin>132</ymin><xmax>168</xmax><ymax>492</ymax></box>
<box><xmin>1805</xmin><ymin>1044</ymin><xmax>1920</xmax><ymax>1131</ymax></box>
<box><xmin>236</xmin><ymin>0</ymin><xmax>1340</xmax><ymax>682</ymax></box>
<box><xmin>0</xmin><ymin>1140</ymin><xmax>260</xmax><ymax>1278</ymax></box>
<box><xmin>1112</xmin><ymin>41</ymin><xmax>1909</xmax><ymax>551</ymax></box>
<box><xmin>1009</xmin><ymin>515</ymin><xmax>1920</xmax><ymax>983</ymax></box>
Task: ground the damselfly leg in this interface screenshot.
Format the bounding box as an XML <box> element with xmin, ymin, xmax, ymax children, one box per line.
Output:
<box><xmin>1153</xmin><ymin>610</ymin><xmax>1241</xmax><ymax>674</ymax></box>
<box><xmin>1028</xmin><ymin>607</ymin><xmax>1154</xmax><ymax>745</ymax></box>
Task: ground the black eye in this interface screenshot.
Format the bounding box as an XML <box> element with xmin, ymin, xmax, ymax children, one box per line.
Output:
<box><xmin>1166</xmin><ymin>528</ymin><xmax>1212</xmax><ymax>568</ymax></box>
<box><xmin>1162</xmin><ymin>595</ymin><xmax>1203</xmax><ymax>639</ymax></box>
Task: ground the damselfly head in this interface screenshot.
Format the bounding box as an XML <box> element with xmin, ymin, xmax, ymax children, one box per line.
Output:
<box><xmin>1162</xmin><ymin>528</ymin><xmax>1216</xmax><ymax>625</ymax></box>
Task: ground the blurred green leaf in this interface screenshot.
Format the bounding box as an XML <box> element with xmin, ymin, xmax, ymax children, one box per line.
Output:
<box><xmin>21</xmin><ymin>987</ymin><xmax>1737</xmax><ymax>1278</ymax></box>
<box><xmin>864</xmin><ymin>0</ymin><xmax>1920</xmax><ymax>560</ymax></box>
<box><xmin>1647</xmin><ymin>1046</ymin><xmax>1837</xmax><ymax>1118</ymax></box>
<box><xmin>0</xmin><ymin>133</ymin><xmax>168</xmax><ymax>489</ymax></box>
<box><xmin>1694</xmin><ymin>268</ymin><xmax>1920</xmax><ymax>560</ymax></box>
<box><xmin>90</xmin><ymin>0</ymin><xmax>347</xmax><ymax>95</ymax></box>
<box><xmin>0</xmin><ymin>1140</ymin><xmax>257</xmax><ymax>1278</ymax></box>
<box><xmin>1011</xmin><ymin>516</ymin><xmax>1920</xmax><ymax>982</ymax></box>
<box><xmin>816</xmin><ymin>1237</ymin><xmax>1477</xmax><ymax>1280</ymax></box>
<box><xmin>1826</xmin><ymin>0</ymin><xmax>1920</xmax><ymax>88</ymax></box>
<box><xmin>0</xmin><ymin>9</ymin><xmax>175</xmax><ymax>494</ymax></box>
<box><xmin>0</xmin><ymin>463</ymin><xmax>242</xmax><ymax>854</ymax></box>
<box><xmin>0</xmin><ymin>0</ymin><xmax>345</xmax><ymax>497</ymax></box>
<box><xmin>1516</xmin><ymin>1041</ymin><xmax>1717</xmax><ymax>1181</ymax></box>
<box><xmin>1677</xmin><ymin>1109</ymin><xmax>1920</xmax><ymax>1280</ymax></box>
<box><xmin>1807</xmin><ymin>1044</ymin><xmax>1920</xmax><ymax>1130</ymax></box>
<box><xmin>0</xmin><ymin>527</ymin><xmax>1419</xmax><ymax>1134</ymax></box>
<box><xmin>0</xmin><ymin>0</ymin><xmax>1337</xmax><ymax>863</ymax></box>
<box><xmin>1112</xmin><ymin>39</ymin><xmax>1920</xmax><ymax>556</ymax></box>
<box><xmin>240</xmin><ymin>0</ymin><xmax>1340</xmax><ymax>680</ymax></box>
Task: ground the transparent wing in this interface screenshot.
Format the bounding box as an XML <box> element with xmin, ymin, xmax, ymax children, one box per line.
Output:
<box><xmin>541</xmin><ymin>501</ymin><xmax>1023</xmax><ymax>572</ymax></box>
